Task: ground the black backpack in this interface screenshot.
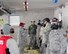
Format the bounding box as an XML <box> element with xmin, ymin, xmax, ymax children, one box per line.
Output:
<box><xmin>6</xmin><ymin>48</ymin><xmax>10</xmax><ymax>54</ymax></box>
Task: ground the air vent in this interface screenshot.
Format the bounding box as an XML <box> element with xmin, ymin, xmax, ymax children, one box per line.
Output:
<box><xmin>0</xmin><ymin>1</ymin><xmax>11</xmax><ymax>15</ymax></box>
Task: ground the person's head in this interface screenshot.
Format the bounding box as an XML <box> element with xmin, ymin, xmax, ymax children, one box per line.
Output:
<box><xmin>51</xmin><ymin>18</ymin><xmax>58</xmax><ymax>25</ymax></box>
<box><xmin>19</xmin><ymin>22</ymin><xmax>25</xmax><ymax>28</ymax></box>
<box><xmin>3</xmin><ymin>24</ymin><xmax>10</xmax><ymax>35</ymax></box>
<box><xmin>43</xmin><ymin>18</ymin><xmax>50</xmax><ymax>24</ymax></box>
<box><xmin>52</xmin><ymin>18</ymin><xmax>58</xmax><ymax>22</ymax></box>
<box><xmin>51</xmin><ymin>24</ymin><xmax>58</xmax><ymax>30</ymax></box>
<box><xmin>31</xmin><ymin>21</ymin><xmax>35</xmax><ymax>25</ymax></box>
<box><xmin>10</xmin><ymin>28</ymin><xmax>14</xmax><ymax>34</ymax></box>
<box><xmin>51</xmin><ymin>18</ymin><xmax>59</xmax><ymax>30</ymax></box>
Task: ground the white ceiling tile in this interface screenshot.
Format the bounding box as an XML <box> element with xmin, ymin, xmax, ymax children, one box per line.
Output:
<box><xmin>1</xmin><ymin>0</ymin><xmax>68</xmax><ymax>11</ymax></box>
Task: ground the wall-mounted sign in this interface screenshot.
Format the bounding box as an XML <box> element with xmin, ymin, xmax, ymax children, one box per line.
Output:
<box><xmin>52</xmin><ymin>0</ymin><xmax>58</xmax><ymax>3</ymax></box>
<box><xmin>10</xmin><ymin>16</ymin><xmax>20</xmax><ymax>26</ymax></box>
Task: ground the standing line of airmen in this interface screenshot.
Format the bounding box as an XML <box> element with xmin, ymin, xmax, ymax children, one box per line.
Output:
<box><xmin>18</xmin><ymin>17</ymin><xmax>67</xmax><ymax>54</ymax></box>
<box><xmin>27</xmin><ymin>18</ymin><xmax>67</xmax><ymax>54</ymax></box>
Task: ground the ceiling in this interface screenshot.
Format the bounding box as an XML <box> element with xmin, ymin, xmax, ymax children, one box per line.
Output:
<box><xmin>1</xmin><ymin>0</ymin><xmax>68</xmax><ymax>11</ymax></box>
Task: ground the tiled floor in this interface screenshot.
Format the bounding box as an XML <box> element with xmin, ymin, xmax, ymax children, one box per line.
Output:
<box><xmin>23</xmin><ymin>47</ymin><xmax>40</xmax><ymax>54</ymax></box>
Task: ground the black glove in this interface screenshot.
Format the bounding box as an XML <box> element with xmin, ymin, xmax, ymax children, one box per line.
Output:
<box><xmin>6</xmin><ymin>48</ymin><xmax>10</xmax><ymax>54</ymax></box>
<box><xmin>45</xmin><ymin>44</ymin><xmax>47</xmax><ymax>47</ymax></box>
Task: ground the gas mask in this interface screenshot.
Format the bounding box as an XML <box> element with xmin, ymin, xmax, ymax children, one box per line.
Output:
<box><xmin>51</xmin><ymin>22</ymin><xmax>58</xmax><ymax>30</ymax></box>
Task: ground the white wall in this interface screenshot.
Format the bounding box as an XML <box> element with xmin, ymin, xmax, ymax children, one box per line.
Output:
<box><xmin>54</xmin><ymin>3</ymin><xmax>68</xmax><ymax>29</ymax></box>
<box><xmin>11</xmin><ymin>9</ymin><xmax>54</xmax><ymax>28</ymax></box>
<box><xmin>62</xmin><ymin>4</ymin><xmax>68</xmax><ymax>29</ymax></box>
<box><xmin>54</xmin><ymin>8</ymin><xmax>62</xmax><ymax>19</ymax></box>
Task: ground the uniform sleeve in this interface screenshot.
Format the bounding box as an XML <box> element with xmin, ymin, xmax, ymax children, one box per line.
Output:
<box><xmin>36</xmin><ymin>25</ymin><xmax>37</xmax><ymax>29</ymax></box>
<box><xmin>44</xmin><ymin>24</ymin><xmax>51</xmax><ymax>33</ymax></box>
<box><xmin>28</xmin><ymin>26</ymin><xmax>30</xmax><ymax>34</ymax></box>
<box><xmin>7</xmin><ymin>39</ymin><xmax>20</xmax><ymax>54</ymax></box>
<box><xmin>60</xmin><ymin>35</ymin><xmax>67</xmax><ymax>54</ymax></box>
<box><xmin>40</xmin><ymin>27</ymin><xmax>44</xmax><ymax>36</ymax></box>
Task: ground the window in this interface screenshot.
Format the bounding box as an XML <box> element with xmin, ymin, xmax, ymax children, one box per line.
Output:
<box><xmin>10</xmin><ymin>16</ymin><xmax>20</xmax><ymax>26</ymax></box>
<box><xmin>59</xmin><ymin>13</ymin><xmax>62</xmax><ymax>21</ymax></box>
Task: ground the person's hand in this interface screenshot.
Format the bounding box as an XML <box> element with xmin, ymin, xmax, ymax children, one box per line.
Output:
<box><xmin>45</xmin><ymin>44</ymin><xmax>47</xmax><ymax>47</ymax></box>
<box><xmin>39</xmin><ymin>37</ymin><xmax>41</xmax><ymax>40</ymax></box>
<box><xmin>28</xmin><ymin>35</ymin><xmax>30</xmax><ymax>37</ymax></box>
